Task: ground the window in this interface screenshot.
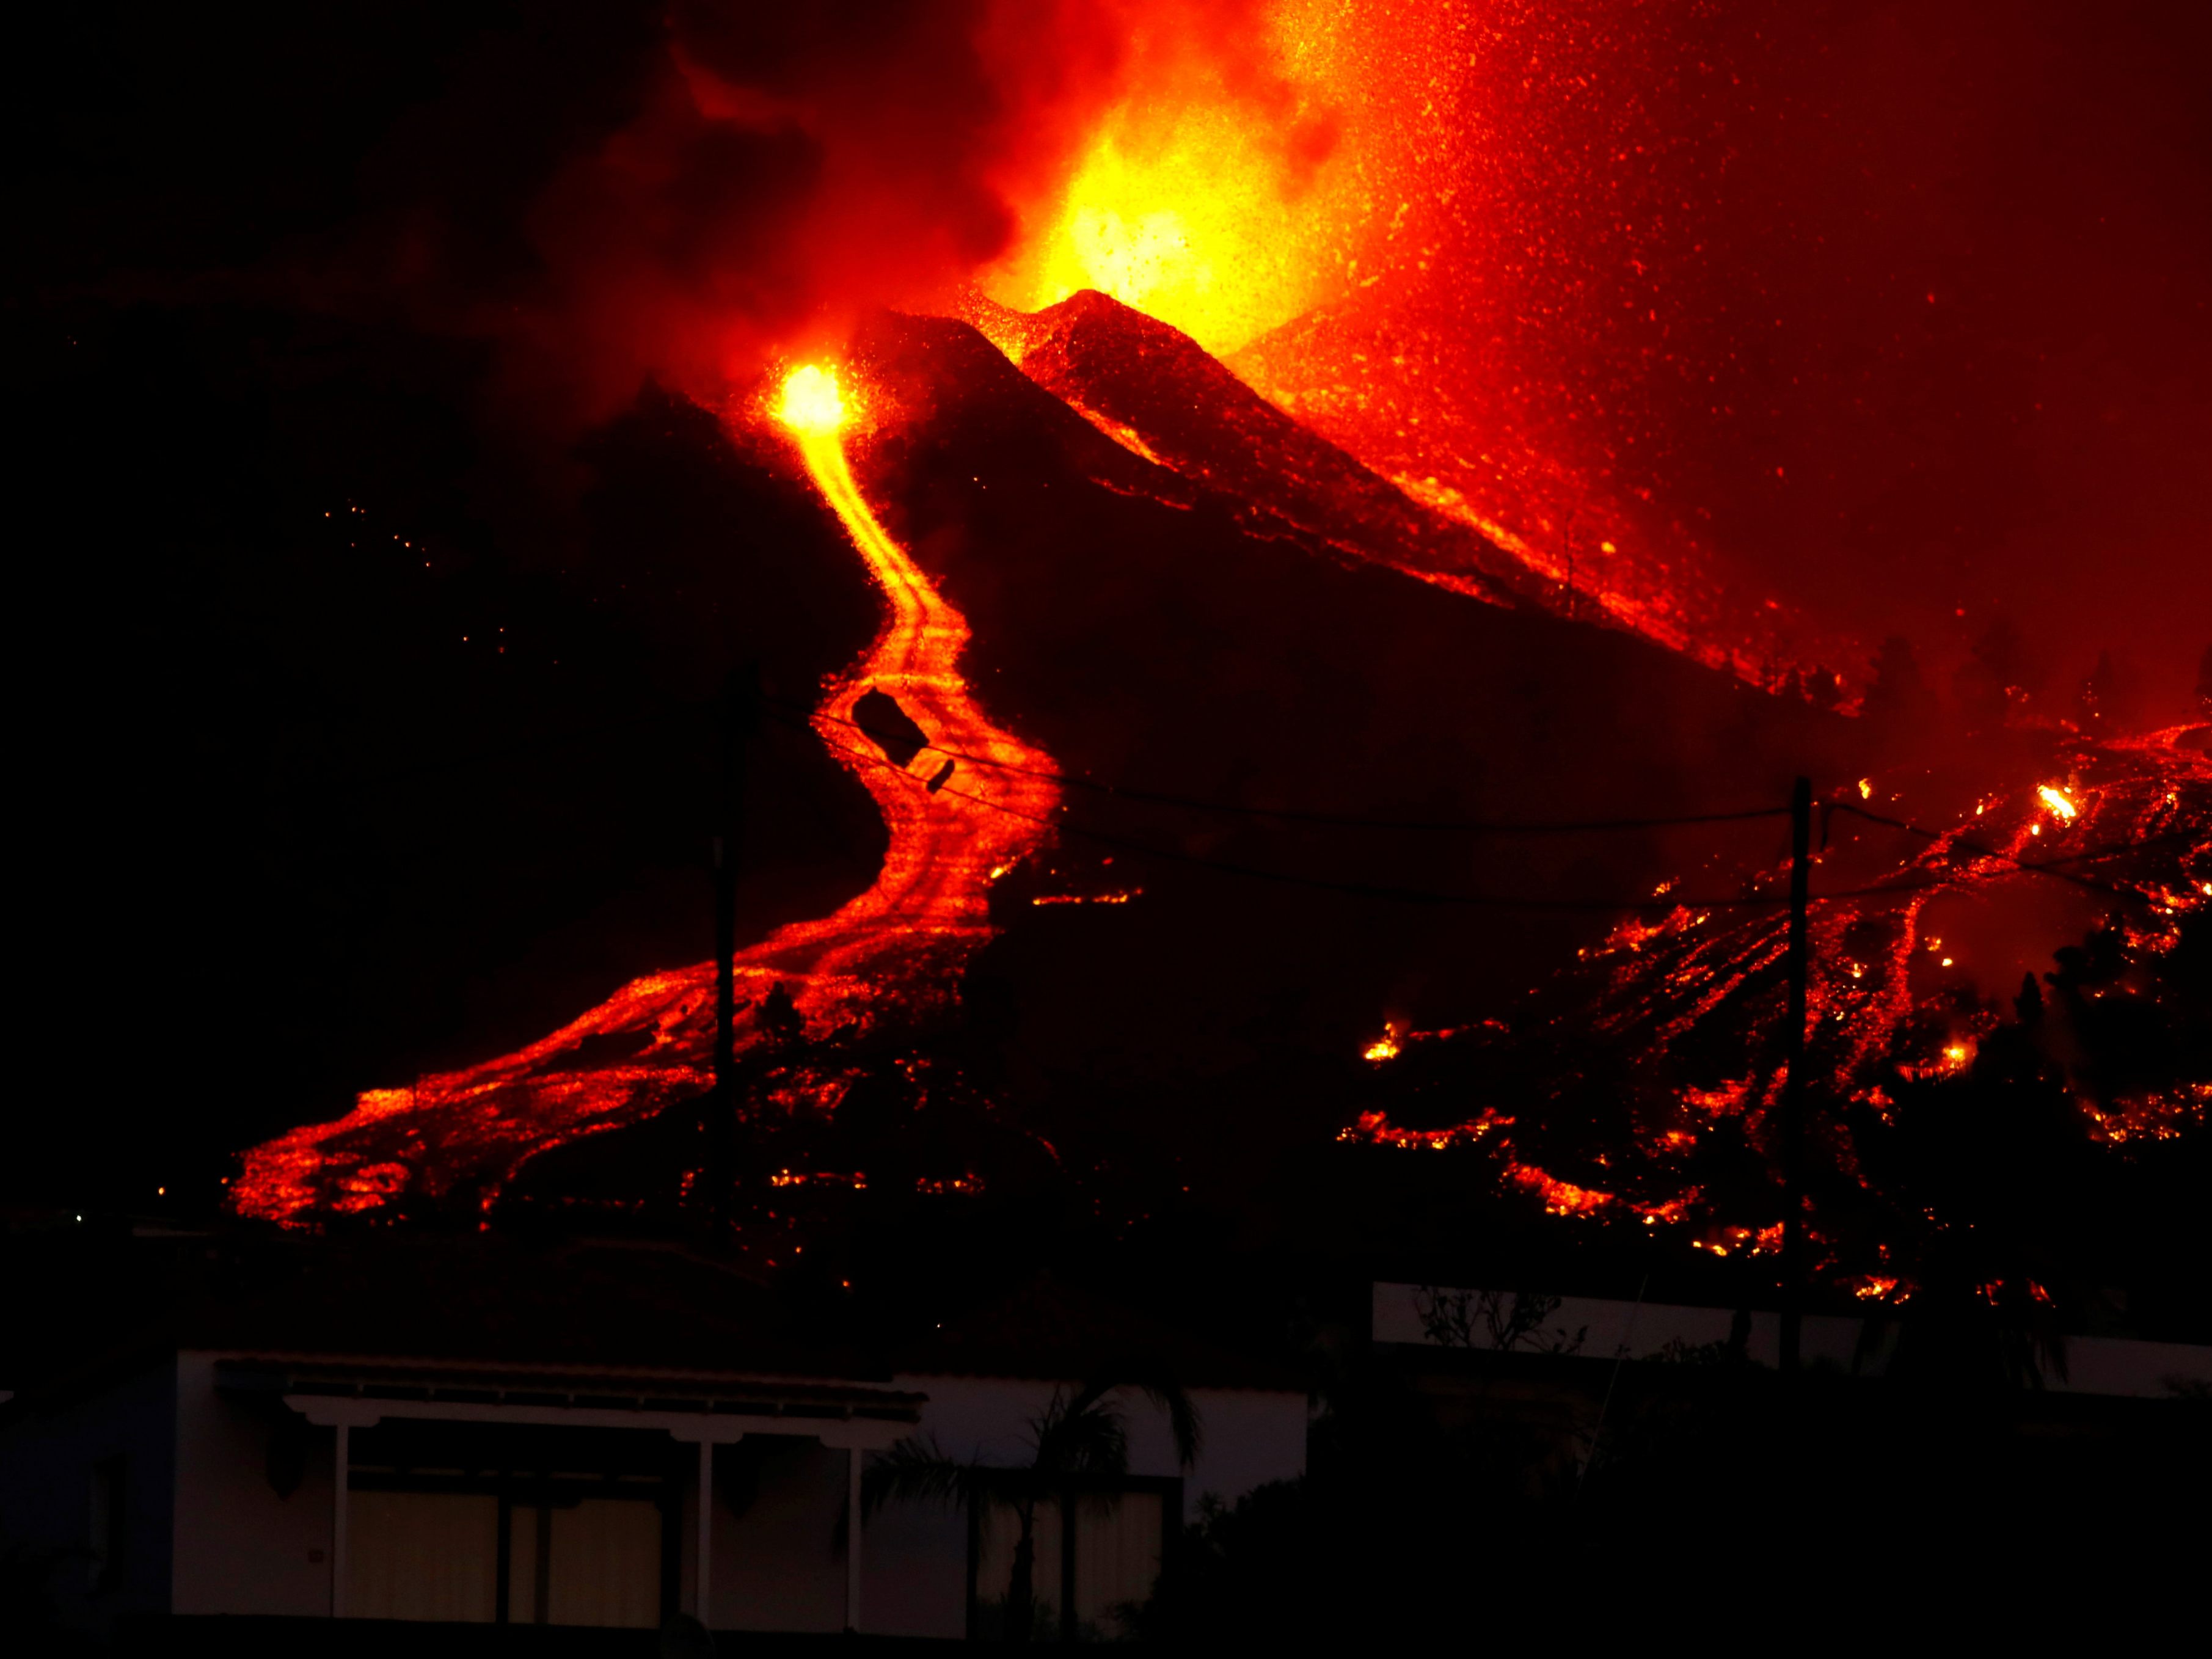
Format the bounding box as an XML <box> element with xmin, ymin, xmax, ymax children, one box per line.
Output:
<box><xmin>548</xmin><ymin>1497</ymin><xmax>662</xmax><ymax>1628</ymax></box>
<box><xmin>349</xmin><ymin>1491</ymin><xmax>499</xmax><ymax>1622</ymax></box>
<box><xmin>343</xmin><ymin>1421</ymin><xmax>675</xmax><ymax>1627</ymax></box>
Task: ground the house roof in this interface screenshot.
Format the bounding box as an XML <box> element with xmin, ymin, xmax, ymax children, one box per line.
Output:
<box><xmin>214</xmin><ymin>1356</ymin><xmax>924</xmax><ymax>1424</ymax></box>
<box><xmin>2</xmin><ymin>1240</ymin><xmax>1304</xmax><ymax>1429</ymax></box>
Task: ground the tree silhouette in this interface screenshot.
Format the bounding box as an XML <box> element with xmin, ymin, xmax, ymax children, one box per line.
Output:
<box><xmin>1951</xmin><ymin>618</ymin><xmax>2044</xmax><ymax>732</ymax></box>
<box><xmin>2076</xmin><ymin>647</ymin><xmax>2142</xmax><ymax>731</ymax></box>
<box><xmin>863</xmin><ymin>1379</ymin><xmax>1200</xmax><ymax>1642</ymax></box>
<box><xmin>758</xmin><ymin>980</ymin><xmax>804</xmax><ymax>1046</ymax></box>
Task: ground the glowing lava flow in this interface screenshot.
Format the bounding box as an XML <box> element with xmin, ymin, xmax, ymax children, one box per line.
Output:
<box><xmin>230</xmin><ymin>366</ymin><xmax>1059</xmax><ymax>1223</ymax></box>
<box><xmin>772</xmin><ymin>366</ymin><xmax>1062</xmax><ymax>988</ymax></box>
<box><xmin>1338</xmin><ymin>724</ymin><xmax>2212</xmax><ymax>1261</ymax></box>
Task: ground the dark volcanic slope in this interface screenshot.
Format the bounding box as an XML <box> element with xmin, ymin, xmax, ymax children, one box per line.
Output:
<box><xmin>16</xmin><ymin>307</ymin><xmax>886</xmax><ymax>1206</ymax></box>
<box><xmin>964</xmin><ymin>290</ymin><xmax>1538</xmax><ymax>608</ymax></box>
<box><xmin>849</xmin><ymin>310</ymin><xmax>1868</xmax><ymax>1088</ymax></box>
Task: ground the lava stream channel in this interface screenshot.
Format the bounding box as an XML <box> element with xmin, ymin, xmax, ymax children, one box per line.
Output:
<box><xmin>232</xmin><ymin>373</ymin><xmax>1060</xmax><ymax>1223</ymax></box>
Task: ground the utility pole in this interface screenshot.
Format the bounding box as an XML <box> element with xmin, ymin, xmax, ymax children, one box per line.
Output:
<box><xmin>1779</xmin><ymin>775</ymin><xmax>1812</xmax><ymax>1374</ymax></box>
<box><xmin>706</xmin><ymin>665</ymin><xmax>759</xmax><ymax>1218</ymax></box>
<box><xmin>1561</xmin><ymin>505</ymin><xmax>1580</xmax><ymax>622</ymax></box>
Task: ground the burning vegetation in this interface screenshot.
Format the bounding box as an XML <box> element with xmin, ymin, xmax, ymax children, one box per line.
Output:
<box><xmin>1339</xmin><ymin>723</ymin><xmax>2211</xmax><ymax>1309</ymax></box>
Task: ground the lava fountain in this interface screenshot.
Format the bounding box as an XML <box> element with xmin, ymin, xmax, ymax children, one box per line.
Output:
<box><xmin>231</xmin><ymin>365</ymin><xmax>1059</xmax><ymax>1223</ymax></box>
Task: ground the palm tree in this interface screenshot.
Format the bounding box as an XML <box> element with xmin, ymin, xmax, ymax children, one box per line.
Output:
<box><xmin>863</xmin><ymin>1378</ymin><xmax>1201</xmax><ymax>1642</ymax></box>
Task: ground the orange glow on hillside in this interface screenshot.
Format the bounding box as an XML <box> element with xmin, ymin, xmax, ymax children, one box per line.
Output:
<box><xmin>1335</xmin><ymin>722</ymin><xmax>2210</xmax><ymax>1281</ymax></box>
<box><xmin>1507</xmin><ymin>1161</ymin><xmax>1615</xmax><ymax>1217</ymax></box>
<box><xmin>232</xmin><ymin>363</ymin><xmax>1059</xmax><ymax>1224</ymax></box>
<box><xmin>961</xmin><ymin>5</ymin><xmax>1864</xmax><ymax>695</ymax></box>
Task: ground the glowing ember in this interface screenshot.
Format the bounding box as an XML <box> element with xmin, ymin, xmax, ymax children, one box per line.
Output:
<box><xmin>1508</xmin><ymin>1161</ymin><xmax>1614</xmax><ymax>1217</ymax></box>
<box><xmin>1363</xmin><ymin>1027</ymin><xmax>1401</xmax><ymax>1063</ymax></box>
<box><xmin>1337</xmin><ymin>1108</ymin><xmax>1510</xmax><ymax>1151</ymax></box>
<box><xmin>2037</xmin><ymin>784</ymin><xmax>2079</xmax><ymax>821</ymax></box>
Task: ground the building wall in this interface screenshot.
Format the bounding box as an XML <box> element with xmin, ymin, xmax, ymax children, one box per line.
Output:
<box><xmin>853</xmin><ymin>1375</ymin><xmax>1310</xmax><ymax>1640</ymax></box>
<box><xmin>687</xmin><ymin>1435</ymin><xmax>851</xmax><ymax>1635</ymax></box>
<box><xmin>1372</xmin><ymin>1282</ymin><xmax>2212</xmax><ymax>1394</ymax></box>
<box><xmin>895</xmin><ymin>1375</ymin><xmax>1309</xmax><ymax>1521</ymax></box>
<box><xmin>0</xmin><ymin>1357</ymin><xmax>178</xmax><ymax>1635</ymax></box>
<box><xmin>170</xmin><ymin>1351</ymin><xmax>335</xmax><ymax>1616</ymax></box>
<box><xmin>4</xmin><ymin>1355</ymin><xmax>1305</xmax><ymax>1639</ymax></box>
<box><xmin>853</xmin><ymin>1464</ymin><xmax>968</xmax><ymax>1639</ymax></box>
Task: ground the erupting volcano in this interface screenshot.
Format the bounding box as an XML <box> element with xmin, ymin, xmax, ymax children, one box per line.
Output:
<box><xmin>197</xmin><ymin>1</ymin><xmax>2209</xmax><ymax>1318</ymax></box>
<box><xmin>1342</xmin><ymin>724</ymin><xmax>2210</xmax><ymax>1282</ymax></box>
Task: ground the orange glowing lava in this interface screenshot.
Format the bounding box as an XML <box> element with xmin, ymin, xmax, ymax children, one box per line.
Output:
<box><xmin>981</xmin><ymin>1</ymin><xmax>1365</xmax><ymax>357</ymax></box>
<box><xmin>968</xmin><ymin>2</ymin><xmax>1872</xmax><ymax>695</ymax></box>
<box><xmin>231</xmin><ymin>365</ymin><xmax>1059</xmax><ymax>1223</ymax></box>
<box><xmin>1337</xmin><ymin>723</ymin><xmax>2211</xmax><ymax>1273</ymax></box>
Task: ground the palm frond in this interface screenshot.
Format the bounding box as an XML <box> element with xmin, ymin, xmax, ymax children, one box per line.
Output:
<box><xmin>1126</xmin><ymin>1378</ymin><xmax>1203</xmax><ymax>1471</ymax></box>
<box><xmin>1043</xmin><ymin>1398</ymin><xmax>1130</xmax><ymax>1477</ymax></box>
<box><xmin>861</xmin><ymin>1435</ymin><xmax>989</xmax><ymax>1519</ymax></box>
<box><xmin>1079</xmin><ymin>1375</ymin><xmax>1203</xmax><ymax>1470</ymax></box>
<box><xmin>1036</xmin><ymin>1377</ymin><xmax>1205</xmax><ymax>1475</ymax></box>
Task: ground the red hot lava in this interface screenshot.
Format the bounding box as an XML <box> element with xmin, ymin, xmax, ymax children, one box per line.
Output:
<box><xmin>1340</xmin><ymin>723</ymin><xmax>2212</xmax><ymax>1282</ymax></box>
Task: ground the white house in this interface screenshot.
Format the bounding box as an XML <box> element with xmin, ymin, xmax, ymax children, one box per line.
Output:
<box><xmin>0</xmin><ymin>1238</ymin><xmax>1307</xmax><ymax>1644</ymax></box>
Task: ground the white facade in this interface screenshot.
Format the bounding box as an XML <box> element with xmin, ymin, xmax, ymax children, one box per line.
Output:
<box><xmin>2</xmin><ymin>1347</ymin><xmax>1307</xmax><ymax>1640</ymax></box>
<box><xmin>867</xmin><ymin>1373</ymin><xmax>1312</xmax><ymax>1638</ymax></box>
<box><xmin>1373</xmin><ymin>1280</ymin><xmax>2212</xmax><ymax>1395</ymax></box>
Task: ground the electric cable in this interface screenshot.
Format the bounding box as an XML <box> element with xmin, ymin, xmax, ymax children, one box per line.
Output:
<box><xmin>766</xmin><ymin>691</ymin><xmax>1792</xmax><ymax>835</ymax></box>
<box><xmin>1828</xmin><ymin>800</ymin><xmax>2193</xmax><ymax>901</ymax></box>
<box><xmin>772</xmin><ymin>710</ymin><xmax>2192</xmax><ymax>914</ymax></box>
<box><xmin>770</xmin><ymin>712</ymin><xmax>2185</xmax><ymax>916</ymax></box>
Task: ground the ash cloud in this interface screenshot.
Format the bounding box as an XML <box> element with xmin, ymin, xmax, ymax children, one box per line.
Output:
<box><xmin>21</xmin><ymin>1</ymin><xmax>1275</xmax><ymax>424</ymax></box>
<box><xmin>513</xmin><ymin>0</ymin><xmax>1138</xmax><ymax>415</ymax></box>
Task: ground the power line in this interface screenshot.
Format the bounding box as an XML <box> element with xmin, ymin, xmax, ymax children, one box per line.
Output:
<box><xmin>773</xmin><ymin>709</ymin><xmax>2192</xmax><ymax>916</ymax></box>
<box><xmin>775</xmin><ymin>714</ymin><xmax>2006</xmax><ymax>914</ymax></box>
<box><xmin>1828</xmin><ymin>801</ymin><xmax>2191</xmax><ymax>900</ymax></box>
<box><xmin>767</xmin><ymin>693</ymin><xmax>1791</xmax><ymax>836</ymax></box>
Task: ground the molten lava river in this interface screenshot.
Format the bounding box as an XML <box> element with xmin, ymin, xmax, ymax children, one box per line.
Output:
<box><xmin>233</xmin><ymin>367</ymin><xmax>1058</xmax><ymax>1223</ymax></box>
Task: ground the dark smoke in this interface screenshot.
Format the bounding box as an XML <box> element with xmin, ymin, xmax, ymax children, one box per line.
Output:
<box><xmin>20</xmin><ymin>2</ymin><xmax>1276</xmax><ymax>422</ymax></box>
